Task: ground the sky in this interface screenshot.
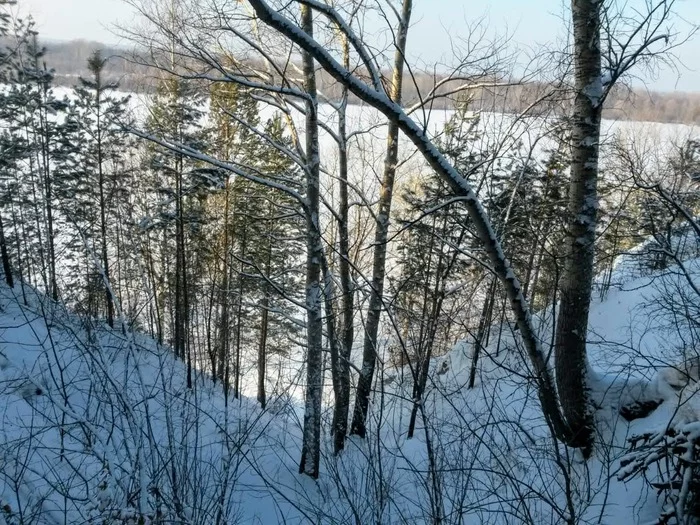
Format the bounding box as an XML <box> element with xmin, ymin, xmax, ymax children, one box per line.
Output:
<box><xmin>18</xmin><ymin>0</ymin><xmax>700</xmax><ymax>93</ymax></box>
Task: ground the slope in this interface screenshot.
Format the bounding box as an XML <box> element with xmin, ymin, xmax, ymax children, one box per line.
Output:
<box><xmin>0</xmin><ymin>243</ymin><xmax>698</xmax><ymax>523</ymax></box>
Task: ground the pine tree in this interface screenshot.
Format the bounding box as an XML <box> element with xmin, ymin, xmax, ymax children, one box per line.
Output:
<box><xmin>250</xmin><ymin>115</ymin><xmax>304</xmax><ymax>408</ymax></box>
<box><xmin>0</xmin><ymin>23</ymin><xmax>71</xmax><ymax>300</ymax></box>
<box><xmin>143</xmin><ymin>75</ymin><xmax>205</xmax><ymax>388</ymax></box>
<box><xmin>63</xmin><ymin>49</ymin><xmax>133</xmax><ymax>327</ymax></box>
<box><xmin>0</xmin><ymin>2</ymin><xmax>23</xmax><ymax>288</ymax></box>
<box><xmin>204</xmin><ymin>82</ymin><xmax>304</xmax><ymax>403</ymax></box>
<box><xmin>26</xmin><ymin>34</ymin><xmax>64</xmax><ymax>302</ymax></box>
<box><xmin>205</xmin><ymin>81</ymin><xmax>261</xmax><ymax>393</ymax></box>
<box><xmin>393</xmin><ymin>172</ymin><xmax>472</xmax><ymax>437</ymax></box>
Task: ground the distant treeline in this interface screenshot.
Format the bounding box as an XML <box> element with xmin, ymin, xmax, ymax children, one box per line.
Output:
<box><xmin>41</xmin><ymin>38</ymin><xmax>700</xmax><ymax>126</ymax></box>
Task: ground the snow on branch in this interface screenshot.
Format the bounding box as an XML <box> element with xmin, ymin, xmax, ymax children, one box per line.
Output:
<box><xmin>126</xmin><ymin>126</ymin><xmax>308</xmax><ymax>209</ymax></box>
<box><xmin>294</xmin><ymin>0</ymin><xmax>385</xmax><ymax>94</ymax></box>
<box><xmin>247</xmin><ymin>0</ymin><xmax>574</xmax><ymax>443</ymax></box>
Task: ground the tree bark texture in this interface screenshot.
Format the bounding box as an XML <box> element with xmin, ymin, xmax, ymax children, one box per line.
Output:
<box><xmin>298</xmin><ymin>4</ymin><xmax>323</xmax><ymax>479</ymax></box>
<box><xmin>554</xmin><ymin>0</ymin><xmax>603</xmax><ymax>456</ymax></box>
<box><xmin>350</xmin><ymin>0</ymin><xmax>413</xmax><ymax>438</ymax></box>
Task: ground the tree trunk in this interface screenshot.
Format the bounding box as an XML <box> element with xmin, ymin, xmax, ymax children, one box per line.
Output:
<box><xmin>351</xmin><ymin>0</ymin><xmax>412</xmax><ymax>438</ymax></box>
<box><xmin>174</xmin><ymin>156</ymin><xmax>185</xmax><ymax>362</ymax></box>
<box><xmin>330</xmin><ymin>33</ymin><xmax>354</xmax><ymax>454</ymax></box>
<box><xmin>39</xmin><ymin>72</ymin><xmax>58</xmax><ymax>302</ymax></box>
<box><xmin>233</xmin><ymin>227</ymin><xmax>247</xmax><ymax>399</ymax></box>
<box><xmin>554</xmin><ymin>0</ymin><xmax>603</xmax><ymax>456</ymax></box>
<box><xmin>468</xmin><ymin>279</ymin><xmax>496</xmax><ymax>389</ymax></box>
<box><xmin>0</xmin><ymin>212</ymin><xmax>13</xmax><ymax>287</ymax></box>
<box><xmin>96</xmin><ymin>77</ymin><xmax>115</xmax><ymax>328</ymax></box>
<box><xmin>298</xmin><ymin>4</ymin><xmax>323</xmax><ymax>479</ymax></box>
<box><xmin>217</xmin><ymin>179</ymin><xmax>232</xmax><ymax>386</ymax></box>
<box><xmin>206</xmin><ymin>273</ymin><xmax>217</xmax><ymax>381</ymax></box>
<box><xmin>257</xmin><ymin>229</ymin><xmax>272</xmax><ymax>409</ymax></box>
<box><xmin>174</xmin><ymin>144</ymin><xmax>193</xmax><ymax>388</ymax></box>
<box><xmin>146</xmin><ymin>233</ymin><xmax>164</xmax><ymax>345</ymax></box>
<box><xmin>407</xmin><ymin>214</ymin><xmax>438</xmax><ymax>438</ymax></box>
<box><xmin>11</xmin><ymin>206</ymin><xmax>27</xmax><ymax>304</ymax></box>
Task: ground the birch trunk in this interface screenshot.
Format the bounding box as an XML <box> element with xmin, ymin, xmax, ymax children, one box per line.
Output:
<box><xmin>330</xmin><ymin>33</ymin><xmax>353</xmax><ymax>454</ymax></box>
<box><xmin>298</xmin><ymin>4</ymin><xmax>323</xmax><ymax>479</ymax></box>
<box><xmin>553</xmin><ymin>0</ymin><xmax>603</xmax><ymax>455</ymax></box>
<box><xmin>350</xmin><ymin>0</ymin><xmax>412</xmax><ymax>438</ymax></box>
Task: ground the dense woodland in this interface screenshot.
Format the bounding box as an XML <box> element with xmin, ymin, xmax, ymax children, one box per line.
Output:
<box><xmin>0</xmin><ymin>0</ymin><xmax>699</xmax><ymax>523</ymax></box>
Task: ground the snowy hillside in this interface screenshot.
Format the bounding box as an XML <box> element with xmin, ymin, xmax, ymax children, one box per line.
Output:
<box><xmin>0</xmin><ymin>280</ymin><xmax>307</xmax><ymax>524</ymax></box>
<box><xmin>1</xmin><ymin>240</ymin><xmax>698</xmax><ymax>524</ymax></box>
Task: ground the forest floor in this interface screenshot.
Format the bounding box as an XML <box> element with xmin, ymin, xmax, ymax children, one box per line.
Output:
<box><xmin>0</xmin><ymin>247</ymin><xmax>698</xmax><ymax>524</ymax></box>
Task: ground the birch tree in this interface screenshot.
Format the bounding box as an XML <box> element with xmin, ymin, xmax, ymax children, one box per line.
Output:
<box><xmin>553</xmin><ymin>0</ymin><xmax>604</xmax><ymax>455</ymax></box>
<box><xmin>349</xmin><ymin>0</ymin><xmax>412</xmax><ymax>439</ymax></box>
<box><xmin>555</xmin><ymin>0</ymin><xmax>685</xmax><ymax>454</ymax></box>
<box><xmin>298</xmin><ymin>4</ymin><xmax>324</xmax><ymax>479</ymax></box>
<box><xmin>122</xmin><ymin>0</ymin><xmax>688</xmax><ymax>469</ymax></box>
<box><xmin>328</xmin><ymin>15</ymin><xmax>355</xmax><ymax>455</ymax></box>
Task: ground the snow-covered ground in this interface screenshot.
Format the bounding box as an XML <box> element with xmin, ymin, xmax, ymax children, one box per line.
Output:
<box><xmin>1</xmin><ymin>234</ymin><xmax>698</xmax><ymax>523</ymax></box>
<box><xmin>1</xmin><ymin>82</ymin><xmax>697</xmax><ymax>523</ymax></box>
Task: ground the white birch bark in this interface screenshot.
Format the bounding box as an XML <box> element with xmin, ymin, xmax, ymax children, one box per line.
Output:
<box><xmin>298</xmin><ymin>4</ymin><xmax>324</xmax><ymax>479</ymax></box>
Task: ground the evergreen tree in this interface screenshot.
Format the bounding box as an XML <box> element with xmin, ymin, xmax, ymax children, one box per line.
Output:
<box><xmin>143</xmin><ymin>75</ymin><xmax>205</xmax><ymax>387</ymax></box>
<box><xmin>393</xmin><ymin>172</ymin><xmax>473</xmax><ymax>437</ymax></box>
<box><xmin>204</xmin><ymin>82</ymin><xmax>304</xmax><ymax>402</ymax></box>
<box><xmin>61</xmin><ymin>49</ymin><xmax>133</xmax><ymax>326</ymax></box>
<box><xmin>248</xmin><ymin>115</ymin><xmax>304</xmax><ymax>408</ymax></box>
<box><xmin>204</xmin><ymin>81</ymin><xmax>261</xmax><ymax>393</ymax></box>
<box><xmin>0</xmin><ymin>2</ymin><xmax>24</xmax><ymax>288</ymax></box>
<box><xmin>392</xmin><ymin>101</ymin><xmax>482</xmax><ymax>436</ymax></box>
<box><xmin>0</xmin><ymin>22</ymin><xmax>71</xmax><ymax>300</ymax></box>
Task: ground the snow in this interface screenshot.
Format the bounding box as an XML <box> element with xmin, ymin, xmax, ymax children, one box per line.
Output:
<box><xmin>0</xmin><ymin>232</ymin><xmax>698</xmax><ymax>523</ymax></box>
<box><xmin>584</xmin><ymin>77</ymin><xmax>604</xmax><ymax>107</ymax></box>
<box><xmin>1</xmin><ymin>84</ymin><xmax>699</xmax><ymax>523</ymax></box>
<box><xmin>0</xmin><ymin>282</ymin><xmax>304</xmax><ymax>523</ymax></box>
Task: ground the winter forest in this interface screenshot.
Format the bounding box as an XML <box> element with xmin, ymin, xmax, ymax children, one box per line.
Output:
<box><xmin>0</xmin><ymin>0</ymin><xmax>699</xmax><ymax>523</ymax></box>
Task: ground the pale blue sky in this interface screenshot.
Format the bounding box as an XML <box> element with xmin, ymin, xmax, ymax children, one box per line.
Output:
<box><xmin>19</xmin><ymin>0</ymin><xmax>700</xmax><ymax>92</ymax></box>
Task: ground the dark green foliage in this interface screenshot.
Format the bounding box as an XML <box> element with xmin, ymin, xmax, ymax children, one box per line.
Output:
<box><xmin>140</xmin><ymin>75</ymin><xmax>206</xmax><ymax>384</ymax></box>
<box><xmin>0</xmin><ymin>17</ymin><xmax>72</xmax><ymax>298</ymax></box>
<box><xmin>203</xmin><ymin>82</ymin><xmax>304</xmax><ymax>398</ymax></box>
<box><xmin>57</xmin><ymin>50</ymin><xmax>134</xmax><ymax>322</ymax></box>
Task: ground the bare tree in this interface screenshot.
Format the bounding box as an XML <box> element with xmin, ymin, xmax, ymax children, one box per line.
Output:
<box><xmin>350</xmin><ymin>0</ymin><xmax>412</xmax><ymax>438</ymax></box>
<box><xmin>327</xmin><ymin>12</ymin><xmax>356</xmax><ymax>454</ymax></box>
<box><xmin>555</xmin><ymin>0</ymin><xmax>688</xmax><ymax>454</ymax></box>
<box><xmin>554</xmin><ymin>0</ymin><xmax>604</xmax><ymax>455</ymax></box>
<box><xmin>297</xmin><ymin>4</ymin><xmax>324</xmax><ymax>479</ymax></box>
